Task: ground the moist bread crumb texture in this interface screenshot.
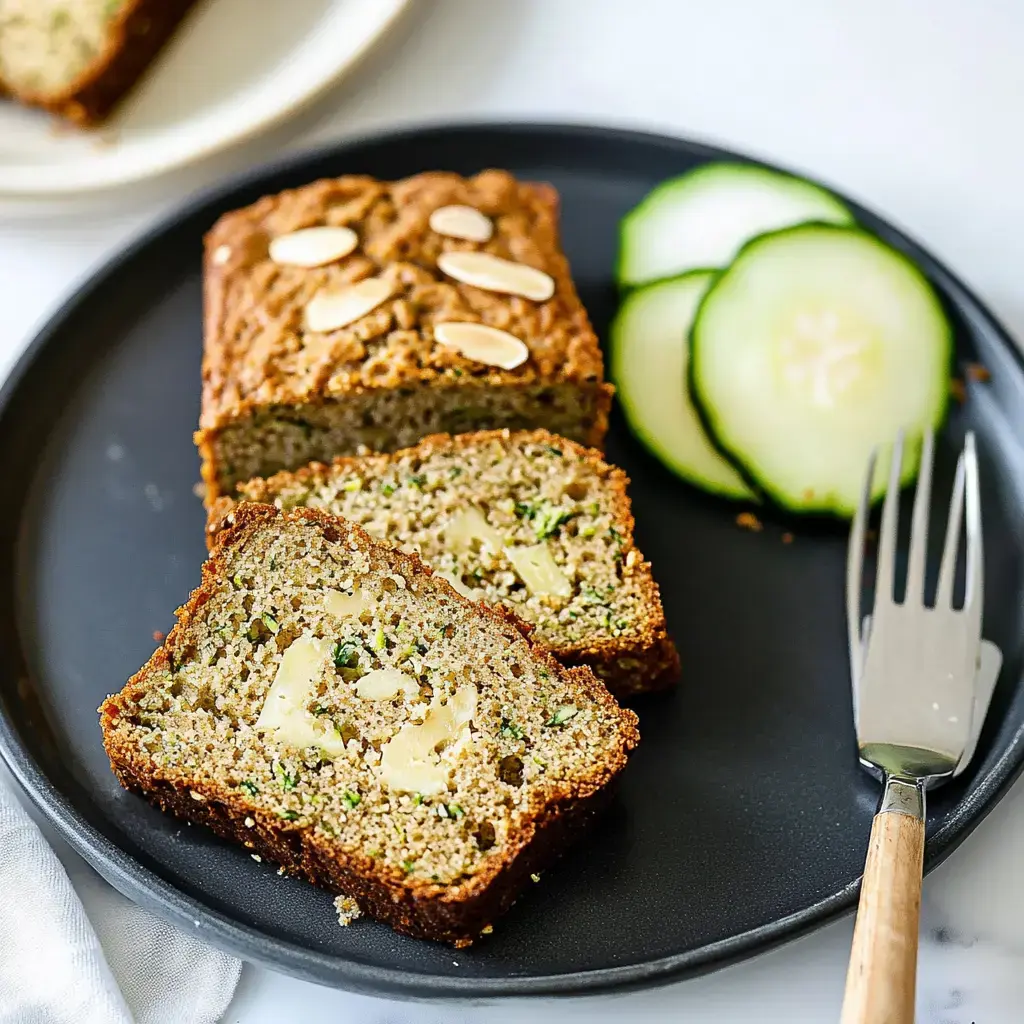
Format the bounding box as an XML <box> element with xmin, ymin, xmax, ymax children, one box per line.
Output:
<box><xmin>214</xmin><ymin>430</ymin><xmax>679</xmax><ymax>696</ymax></box>
<box><xmin>196</xmin><ymin>170</ymin><xmax>613</xmax><ymax>500</ymax></box>
<box><xmin>100</xmin><ymin>504</ymin><xmax>638</xmax><ymax>945</ymax></box>
<box><xmin>0</xmin><ymin>0</ymin><xmax>199</xmax><ymax>124</ymax></box>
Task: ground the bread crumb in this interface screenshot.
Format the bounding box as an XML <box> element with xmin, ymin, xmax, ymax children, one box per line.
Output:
<box><xmin>251</xmin><ymin>854</ymin><xmax>262</xmax><ymax>863</ymax></box>
<box><xmin>152</xmin><ymin>630</ymin><xmax>165</xmax><ymax>643</ymax></box>
<box><xmin>781</xmin><ymin>533</ymin><xmax>794</xmax><ymax>545</ymax></box>
<box><xmin>481</xmin><ymin>924</ymin><xmax>494</xmax><ymax>935</ymax></box>
<box><xmin>244</xmin><ymin>817</ymin><xmax>255</xmax><ymax>828</ymax></box>
<box><xmin>530</xmin><ymin>872</ymin><xmax>541</xmax><ymax>882</ymax></box>
<box><xmin>192</xmin><ymin>481</ymin><xmax>208</xmax><ymax>500</ymax></box>
<box><xmin>950</xmin><ymin>378</ymin><xmax>966</xmax><ymax>403</ymax></box>
<box><xmin>965</xmin><ymin>362</ymin><xmax>991</xmax><ymax>383</ymax></box>
<box><xmin>735</xmin><ymin>512</ymin><xmax>763</xmax><ymax>533</ymax></box>
<box><xmin>334</xmin><ymin>895</ymin><xmax>363</xmax><ymax>927</ymax></box>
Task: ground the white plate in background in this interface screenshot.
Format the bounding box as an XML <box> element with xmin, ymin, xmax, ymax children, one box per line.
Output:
<box><xmin>0</xmin><ymin>0</ymin><xmax>409</xmax><ymax>196</ymax></box>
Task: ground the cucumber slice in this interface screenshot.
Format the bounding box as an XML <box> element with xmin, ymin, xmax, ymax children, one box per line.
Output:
<box><xmin>610</xmin><ymin>272</ymin><xmax>754</xmax><ymax>500</ymax></box>
<box><xmin>690</xmin><ymin>224</ymin><xmax>952</xmax><ymax>516</ymax></box>
<box><xmin>618</xmin><ymin>162</ymin><xmax>853</xmax><ymax>287</ymax></box>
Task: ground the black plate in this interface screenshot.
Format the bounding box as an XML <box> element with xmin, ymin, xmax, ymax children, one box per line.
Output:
<box><xmin>2</xmin><ymin>123</ymin><xmax>1024</xmax><ymax>1000</ymax></box>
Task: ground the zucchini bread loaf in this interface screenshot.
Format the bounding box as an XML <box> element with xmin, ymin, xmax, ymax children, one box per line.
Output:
<box><xmin>209</xmin><ymin>430</ymin><xmax>679</xmax><ymax>696</ymax></box>
<box><xmin>101</xmin><ymin>503</ymin><xmax>638</xmax><ymax>946</ymax></box>
<box><xmin>196</xmin><ymin>170</ymin><xmax>613</xmax><ymax>502</ymax></box>
<box><xmin>0</xmin><ymin>0</ymin><xmax>198</xmax><ymax>124</ymax></box>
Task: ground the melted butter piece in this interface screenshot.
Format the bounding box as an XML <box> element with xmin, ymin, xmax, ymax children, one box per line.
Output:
<box><xmin>504</xmin><ymin>543</ymin><xmax>572</xmax><ymax>598</ymax></box>
<box><xmin>325</xmin><ymin>588</ymin><xmax>368</xmax><ymax>619</ymax></box>
<box><xmin>378</xmin><ymin>685</ymin><xmax>477</xmax><ymax>795</ymax></box>
<box><xmin>446</xmin><ymin>507</ymin><xmax>505</xmax><ymax>553</ymax></box>
<box><xmin>255</xmin><ymin>633</ymin><xmax>346</xmax><ymax>757</ymax></box>
<box><xmin>354</xmin><ymin>667</ymin><xmax>419</xmax><ymax>701</ymax></box>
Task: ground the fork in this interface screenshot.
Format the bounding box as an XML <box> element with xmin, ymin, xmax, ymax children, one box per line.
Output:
<box><xmin>841</xmin><ymin>430</ymin><xmax>983</xmax><ymax>1024</ymax></box>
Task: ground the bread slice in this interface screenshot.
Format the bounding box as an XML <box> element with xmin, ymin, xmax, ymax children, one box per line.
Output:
<box><xmin>209</xmin><ymin>430</ymin><xmax>679</xmax><ymax>697</ymax></box>
<box><xmin>100</xmin><ymin>503</ymin><xmax>639</xmax><ymax>946</ymax></box>
<box><xmin>195</xmin><ymin>170</ymin><xmax>613</xmax><ymax>502</ymax></box>
<box><xmin>0</xmin><ymin>0</ymin><xmax>199</xmax><ymax>125</ymax></box>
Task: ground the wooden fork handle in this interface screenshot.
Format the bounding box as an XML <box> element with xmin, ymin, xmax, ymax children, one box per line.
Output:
<box><xmin>841</xmin><ymin>784</ymin><xmax>925</xmax><ymax>1024</ymax></box>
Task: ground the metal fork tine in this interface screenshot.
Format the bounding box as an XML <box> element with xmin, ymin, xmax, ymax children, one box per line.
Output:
<box><xmin>963</xmin><ymin>432</ymin><xmax>983</xmax><ymax>616</ymax></box>
<box><xmin>873</xmin><ymin>431</ymin><xmax>904</xmax><ymax>609</ymax></box>
<box><xmin>905</xmin><ymin>430</ymin><xmax>935</xmax><ymax>603</ymax></box>
<box><xmin>847</xmin><ymin>447</ymin><xmax>877</xmax><ymax>681</ymax></box>
<box><xmin>936</xmin><ymin>446</ymin><xmax>967</xmax><ymax>607</ymax></box>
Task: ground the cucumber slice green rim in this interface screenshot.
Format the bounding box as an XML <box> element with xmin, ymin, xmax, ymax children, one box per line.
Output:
<box><xmin>689</xmin><ymin>223</ymin><xmax>953</xmax><ymax>517</ymax></box>
<box><xmin>617</xmin><ymin>161</ymin><xmax>854</xmax><ymax>288</ymax></box>
<box><xmin>610</xmin><ymin>271</ymin><xmax>755</xmax><ymax>500</ymax></box>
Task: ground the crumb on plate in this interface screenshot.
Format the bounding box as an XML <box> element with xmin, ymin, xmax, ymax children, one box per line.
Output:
<box><xmin>334</xmin><ymin>895</ymin><xmax>363</xmax><ymax>927</ymax></box>
<box><xmin>736</xmin><ymin>512</ymin><xmax>763</xmax><ymax>533</ymax></box>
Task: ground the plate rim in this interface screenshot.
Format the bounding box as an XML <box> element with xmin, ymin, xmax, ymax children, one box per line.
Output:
<box><xmin>0</xmin><ymin>0</ymin><xmax>412</xmax><ymax>197</ymax></box>
<box><xmin>2</xmin><ymin>120</ymin><xmax>1024</xmax><ymax>999</ymax></box>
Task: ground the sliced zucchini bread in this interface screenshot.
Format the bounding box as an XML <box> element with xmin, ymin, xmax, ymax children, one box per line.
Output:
<box><xmin>0</xmin><ymin>0</ymin><xmax>199</xmax><ymax>125</ymax></box>
<box><xmin>208</xmin><ymin>430</ymin><xmax>679</xmax><ymax>696</ymax></box>
<box><xmin>101</xmin><ymin>503</ymin><xmax>639</xmax><ymax>946</ymax></box>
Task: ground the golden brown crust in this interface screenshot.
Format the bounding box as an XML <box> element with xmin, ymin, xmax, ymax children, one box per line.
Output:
<box><xmin>206</xmin><ymin>429</ymin><xmax>679</xmax><ymax>697</ymax></box>
<box><xmin>200</xmin><ymin>172</ymin><xmax>604</xmax><ymax>428</ymax></box>
<box><xmin>1</xmin><ymin>0</ymin><xmax>199</xmax><ymax>125</ymax></box>
<box><xmin>100</xmin><ymin>502</ymin><xmax>639</xmax><ymax>946</ymax></box>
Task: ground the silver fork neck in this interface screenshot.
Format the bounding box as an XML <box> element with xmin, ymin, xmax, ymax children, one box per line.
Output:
<box><xmin>879</xmin><ymin>775</ymin><xmax>925</xmax><ymax>820</ymax></box>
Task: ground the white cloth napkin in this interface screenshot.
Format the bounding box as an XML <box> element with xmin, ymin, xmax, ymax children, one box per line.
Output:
<box><xmin>0</xmin><ymin>771</ymin><xmax>241</xmax><ymax>1024</ymax></box>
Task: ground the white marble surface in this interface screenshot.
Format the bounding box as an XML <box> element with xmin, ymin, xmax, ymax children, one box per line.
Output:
<box><xmin>3</xmin><ymin>1</ymin><xmax>1024</xmax><ymax>1020</ymax></box>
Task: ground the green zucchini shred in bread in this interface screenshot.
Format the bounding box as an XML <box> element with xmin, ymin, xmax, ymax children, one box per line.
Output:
<box><xmin>209</xmin><ymin>430</ymin><xmax>679</xmax><ymax>697</ymax></box>
<box><xmin>100</xmin><ymin>503</ymin><xmax>639</xmax><ymax>946</ymax></box>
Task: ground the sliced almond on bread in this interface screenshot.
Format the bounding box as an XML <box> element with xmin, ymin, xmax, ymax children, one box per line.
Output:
<box><xmin>269</xmin><ymin>226</ymin><xmax>359</xmax><ymax>267</ymax></box>
<box><xmin>429</xmin><ymin>205</ymin><xmax>494</xmax><ymax>242</ymax></box>
<box><xmin>437</xmin><ymin>251</ymin><xmax>556</xmax><ymax>301</ymax></box>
